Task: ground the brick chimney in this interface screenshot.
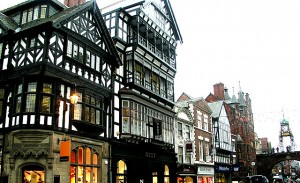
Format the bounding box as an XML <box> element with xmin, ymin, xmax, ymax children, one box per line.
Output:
<box><xmin>64</xmin><ymin>0</ymin><xmax>86</xmax><ymax>7</ymax></box>
<box><xmin>213</xmin><ymin>82</ymin><xmax>224</xmax><ymax>100</ymax></box>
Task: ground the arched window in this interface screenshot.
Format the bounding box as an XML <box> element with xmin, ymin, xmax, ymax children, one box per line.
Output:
<box><xmin>116</xmin><ymin>160</ymin><xmax>127</xmax><ymax>183</ymax></box>
<box><xmin>70</xmin><ymin>146</ymin><xmax>100</xmax><ymax>183</ymax></box>
<box><xmin>164</xmin><ymin>165</ymin><xmax>170</xmax><ymax>183</ymax></box>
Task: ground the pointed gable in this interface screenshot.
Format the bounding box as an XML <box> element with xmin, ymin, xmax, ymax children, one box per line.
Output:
<box><xmin>176</xmin><ymin>92</ymin><xmax>192</xmax><ymax>102</ymax></box>
<box><xmin>142</xmin><ymin>0</ymin><xmax>182</xmax><ymax>43</ymax></box>
<box><xmin>52</xmin><ymin>0</ymin><xmax>121</xmax><ymax>67</ymax></box>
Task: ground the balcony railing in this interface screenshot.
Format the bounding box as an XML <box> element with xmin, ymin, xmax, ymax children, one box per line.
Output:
<box><xmin>137</xmin><ymin>34</ymin><xmax>175</xmax><ymax>69</ymax></box>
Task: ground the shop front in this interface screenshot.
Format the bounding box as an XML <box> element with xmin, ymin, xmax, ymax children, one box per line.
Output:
<box><xmin>3</xmin><ymin>130</ymin><xmax>110</xmax><ymax>183</ymax></box>
<box><xmin>214</xmin><ymin>164</ymin><xmax>232</xmax><ymax>183</ymax></box>
<box><xmin>196</xmin><ymin>165</ymin><xmax>214</xmax><ymax>183</ymax></box>
<box><xmin>177</xmin><ymin>164</ymin><xmax>197</xmax><ymax>183</ymax></box>
<box><xmin>112</xmin><ymin>141</ymin><xmax>177</xmax><ymax>183</ymax></box>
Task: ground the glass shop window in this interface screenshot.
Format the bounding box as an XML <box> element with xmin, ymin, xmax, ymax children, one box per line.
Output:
<box><xmin>70</xmin><ymin>147</ymin><xmax>99</xmax><ymax>183</ymax></box>
<box><xmin>23</xmin><ymin>165</ymin><xmax>44</xmax><ymax>183</ymax></box>
<box><xmin>116</xmin><ymin>160</ymin><xmax>127</xmax><ymax>183</ymax></box>
<box><xmin>164</xmin><ymin>165</ymin><xmax>170</xmax><ymax>183</ymax></box>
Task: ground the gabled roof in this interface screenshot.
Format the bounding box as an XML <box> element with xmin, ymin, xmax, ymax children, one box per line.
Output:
<box><xmin>176</xmin><ymin>92</ymin><xmax>212</xmax><ymax>114</ymax></box>
<box><xmin>207</xmin><ymin>101</ymin><xmax>224</xmax><ymax>118</ymax></box>
<box><xmin>1</xmin><ymin>0</ymin><xmax>121</xmax><ymax>67</ymax></box>
<box><xmin>0</xmin><ymin>12</ymin><xmax>19</xmax><ymax>32</ymax></box>
<box><xmin>164</xmin><ymin>0</ymin><xmax>183</xmax><ymax>43</ymax></box>
<box><xmin>100</xmin><ymin>0</ymin><xmax>183</xmax><ymax>43</ymax></box>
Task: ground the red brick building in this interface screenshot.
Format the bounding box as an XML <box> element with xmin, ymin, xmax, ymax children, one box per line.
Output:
<box><xmin>206</xmin><ymin>83</ymin><xmax>256</xmax><ymax>179</ymax></box>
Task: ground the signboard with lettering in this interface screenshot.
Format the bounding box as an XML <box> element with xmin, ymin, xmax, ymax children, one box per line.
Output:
<box><xmin>215</xmin><ymin>165</ymin><xmax>231</xmax><ymax>173</ymax></box>
<box><xmin>153</xmin><ymin>118</ymin><xmax>162</xmax><ymax>136</ymax></box>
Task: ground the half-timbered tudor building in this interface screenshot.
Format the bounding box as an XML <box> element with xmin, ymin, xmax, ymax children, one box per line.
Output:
<box><xmin>0</xmin><ymin>0</ymin><xmax>121</xmax><ymax>182</ymax></box>
<box><xmin>207</xmin><ymin>101</ymin><xmax>234</xmax><ymax>183</ymax></box>
<box><xmin>101</xmin><ymin>0</ymin><xmax>182</xmax><ymax>182</ymax></box>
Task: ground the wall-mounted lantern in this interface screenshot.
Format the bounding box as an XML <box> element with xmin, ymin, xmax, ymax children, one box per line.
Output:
<box><xmin>70</xmin><ymin>84</ymin><xmax>79</xmax><ymax>104</ymax></box>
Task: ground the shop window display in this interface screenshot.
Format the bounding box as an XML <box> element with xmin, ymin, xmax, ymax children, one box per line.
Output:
<box><xmin>70</xmin><ymin>147</ymin><xmax>99</xmax><ymax>183</ymax></box>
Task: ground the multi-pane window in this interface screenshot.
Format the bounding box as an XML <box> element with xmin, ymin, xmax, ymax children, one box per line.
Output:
<box><xmin>186</xmin><ymin>153</ymin><xmax>191</xmax><ymax>164</ymax></box>
<box><xmin>15</xmin><ymin>84</ymin><xmax>22</xmax><ymax>113</ymax></box>
<box><xmin>167</xmin><ymin>80</ymin><xmax>173</xmax><ymax>100</ymax></box>
<box><xmin>197</xmin><ymin>111</ymin><xmax>202</xmax><ymax>129</ymax></box>
<box><xmin>178</xmin><ymin>146</ymin><xmax>183</xmax><ymax>163</ymax></box>
<box><xmin>70</xmin><ymin>146</ymin><xmax>99</xmax><ymax>183</ymax></box>
<box><xmin>26</xmin><ymin>82</ymin><xmax>37</xmax><ymax>112</ymax></box>
<box><xmin>177</xmin><ymin>123</ymin><xmax>182</xmax><ymax>137</ymax></box>
<box><xmin>13</xmin><ymin>81</ymin><xmax>54</xmax><ymax>116</ymax></box>
<box><xmin>204</xmin><ymin>115</ymin><xmax>208</xmax><ymax>131</ymax></box>
<box><xmin>21</xmin><ymin>5</ymin><xmax>48</xmax><ymax>24</ymax></box>
<box><xmin>135</xmin><ymin>63</ymin><xmax>143</xmax><ymax>85</ymax></box>
<box><xmin>185</xmin><ymin>125</ymin><xmax>190</xmax><ymax>139</ymax></box>
<box><xmin>118</xmin><ymin>18</ymin><xmax>127</xmax><ymax>42</ymax></box>
<box><xmin>155</xmin><ymin>10</ymin><xmax>165</xmax><ymax>30</ymax></box>
<box><xmin>86</xmin><ymin>50</ymin><xmax>101</xmax><ymax>72</ymax></box>
<box><xmin>73</xmin><ymin>93</ymin><xmax>102</xmax><ymax>125</ymax></box>
<box><xmin>151</xmin><ymin>73</ymin><xmax>159</xmax><ymax>92</ymax></box>
<box><xmin>41</xmin><ymin>83</ymin><xmax>52</xmax><ymax>113</ymax></box>
<box><xmin>40</xmin><ymin>5</ymin><xmax>47</xmax><ymax>18</ymax></box>
<box><xmin>67</xmin><ymin>40</ymin><xmax>84</xmax><ymax>62</ymax></box>
<box><xmin>205</xmin><ymin>141</ymin><xmax>210</xmax><ymax>162</ymax></box>
<box><xmin>121</xmin><ymin>100</ymin><xmax>173</xmax><ymax>144</ymax></box>
<box><xmin>199</xmin><ymin>140</ymin><xmax>203</xmax><ymax>161</ymax></box>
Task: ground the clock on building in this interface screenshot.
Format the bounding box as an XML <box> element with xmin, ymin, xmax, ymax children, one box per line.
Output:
<box><xmin>281</xmin><ymin>125</ymin><xmax>288</xmax><ymax>132</ymax></box>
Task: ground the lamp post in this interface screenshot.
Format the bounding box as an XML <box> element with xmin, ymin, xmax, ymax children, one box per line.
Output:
<box><xmin>251</xmin><ymin>162</ymin><xmax>255</xmax><ymax>175</ymax></box>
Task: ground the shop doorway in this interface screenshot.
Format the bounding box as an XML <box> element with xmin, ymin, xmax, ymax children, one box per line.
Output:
<box><xmin>22</xmin><ymin>165</ymin><xmax>44</xmax><ymax>183</ymax></box>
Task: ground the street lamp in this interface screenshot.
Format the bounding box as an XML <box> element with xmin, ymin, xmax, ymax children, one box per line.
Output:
<box><xmin>251</xmin><ymin>162</ymin><xmax>255</xmax><ymax>175</ymax></box>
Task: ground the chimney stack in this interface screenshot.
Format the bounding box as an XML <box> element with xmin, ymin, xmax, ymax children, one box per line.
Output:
<box><xmin>213</xmin><ymin>82</ymin><xmax>225</xmax><ymax>100</ymax></box>
<box><xmin>64</xmin><ymin>0</ymin><xmax>86</xmax><ymax>7</ymax></box>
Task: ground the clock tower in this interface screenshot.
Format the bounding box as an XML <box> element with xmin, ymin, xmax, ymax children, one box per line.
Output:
<box><xmin>278</xmin><ymin>115</ymin><xmax>295</xmax><ymax>152</ymax></box>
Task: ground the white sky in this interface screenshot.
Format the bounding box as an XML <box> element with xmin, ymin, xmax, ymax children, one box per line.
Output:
<box><xmin>1</xmin><ymin>0</ymin><xmax>300</xmax><ymax>150</ymax></box>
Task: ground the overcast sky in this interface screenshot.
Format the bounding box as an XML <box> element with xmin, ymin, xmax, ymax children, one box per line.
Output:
<box><xmin>1</xmin><ymin>0</ymin><xmax>300</xmax><ymax>150</ymax></box>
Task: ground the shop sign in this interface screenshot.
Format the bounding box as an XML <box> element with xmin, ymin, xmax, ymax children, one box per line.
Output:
<box><xmin>178</xmin><ymin>165</ymin><xmax>197</xmax><ymax>175</ymax></box>
<box><xmin>215</xmin><ymin>165</ymin><xmax>231</xmax><ymax>173</ymax></box>
<box><xmin>145</xmin><ymin>152</ymin><xmax>156</xmax><ymax>158</ymax></box>
<box><xmin>231</xmin><ymin>164</ymin><xmax>240</xmax><ymax>172</ymax></box>
<box><xmin>60</xmin><ymin>140</ymin><xmax>70</xmax><ymax>162</ymax></box>
<box><xmin>197</xmin><ymin>166</ymin><xmax>214</xmax><ymax>175</ymax></box>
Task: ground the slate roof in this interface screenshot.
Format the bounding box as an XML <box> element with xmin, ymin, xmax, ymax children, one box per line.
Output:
<box><xmin>0</xmin><ymin>12</ymin><xmax>19</xmax><ymax>32</ymax></box>
<box><xmin>207</xmin><ymin>101</ymin><xmax>223</xmax><ymax>118</ymax></box>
